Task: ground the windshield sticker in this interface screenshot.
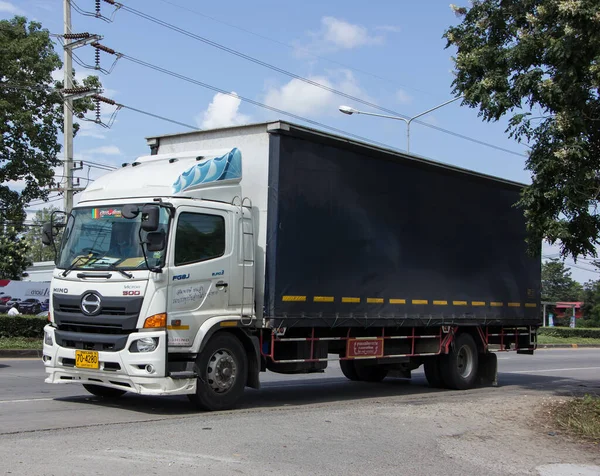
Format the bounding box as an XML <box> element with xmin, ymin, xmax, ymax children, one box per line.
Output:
<box><xmin>92</xmin><ymin>208</ymin><xmax>122</xmax><ymax>219</ymax></box>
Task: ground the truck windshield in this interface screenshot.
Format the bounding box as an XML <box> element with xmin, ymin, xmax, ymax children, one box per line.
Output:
<box><xmin>56</xmin><ymin>206</ymin><xmax>169</xmax><ymax>271</ymax></box>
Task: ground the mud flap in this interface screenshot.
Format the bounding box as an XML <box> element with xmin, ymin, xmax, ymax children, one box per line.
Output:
<box><xmin>476</xmin><ymin>352</ymin><xmax>498</xmax><ymax>387</ymax></box>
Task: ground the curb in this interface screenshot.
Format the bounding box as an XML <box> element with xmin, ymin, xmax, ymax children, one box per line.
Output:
<box><xmin>0</xmin><ymin>349</ymin><xmax>43</xmax><ymax>358</ymax></box>
<box><xmin>537</xmin><ymin>344</ymin><xmax>600</xmax><ymax>349</ymax></box>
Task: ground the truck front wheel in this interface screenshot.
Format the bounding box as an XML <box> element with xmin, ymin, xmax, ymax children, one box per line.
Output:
<box><xmin>188</xmin><ymin>333</ymin><xmax>248</xmax><ymax>411</ymax></box>
<box><xmin>439</xmin><ymin>333</ymin><xmax>478</xmax><ymax>390</ymax></box>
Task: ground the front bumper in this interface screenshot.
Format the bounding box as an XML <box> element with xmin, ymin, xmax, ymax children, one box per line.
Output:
<box><xmin>42</xmin><ymin>325</ymin><xmax>196</xmax><ymax>396</ymax></box>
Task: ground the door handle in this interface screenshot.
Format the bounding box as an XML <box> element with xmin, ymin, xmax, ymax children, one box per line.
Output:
<box><xmin>216</xmin><ymin>281</ymin><xmax>229</xmax><ymax>289</ymax></box>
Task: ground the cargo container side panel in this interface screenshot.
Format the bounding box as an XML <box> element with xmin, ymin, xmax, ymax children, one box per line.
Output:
<box><xmin>268</xmin><ymin>134</ymin><xmax>540</xmax><ymax>326</ymax></box>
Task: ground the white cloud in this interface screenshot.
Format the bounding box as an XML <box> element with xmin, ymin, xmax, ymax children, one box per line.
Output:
<box><xmin>320</xmin><ymin>17</ymin><xmax>383</xmax><ymax>49</ymax></box>
<box><xmin>263</xmin><ymin>70</ymin><xmax>367</xmax><ymax>117</ymax></box>
<box><xmin>77</xmin><ymin>121</ymin><xmax>106</xmax><ymax>139</ymax></box>
<box><xmin>296</xmin><ymin>17</ymin><xmax>384</xmax><ymax>55</ymax></box>
<box><xmin>0</xmin><ymin>1</ymin><xmax>24</xmax><ymax>15</ymax></box>
<box><xmin>396</xmin><ymin>89</ymin><xmax>412</xmax><ymax>104</ymax></box>
<box><xmin>197</xmin><ymin>92</ymin><xmax>250</xmax><ymax>129</ymax></box>
<box><xmin>375</xmin><ymin>25</ymin><xmax>401</xmax><ymax>33</ymax></box>
<box><xmin>83</xmin><ymin>145</ymin><xmax>122</xmax><ymax>156</ymax></box>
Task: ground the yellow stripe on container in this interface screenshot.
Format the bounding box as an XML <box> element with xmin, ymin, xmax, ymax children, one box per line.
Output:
<box><xmin>490</xmin><ymin>302</ymin><xmax>503</xmax><ymax>307</ymax></box>
<box><xmin>412</xmin><ymin>299</ymin><xmax>428</xmax><ymax>305</ymax></box>
<box><xmin>282</xmin><ymin>296</ymin><xmax>306</xmax><ymax>302</ymax></box>
<box><xmin>525</xmin><ymin>303</ymin><xmax>537</xmax><ymax>308</ymax></box>
<box><xmin>389</xmin><ymin>299</ymin><xmax>406</xmax><ymax>304</ymax></box>
<box><xmin>314</xmin><ymin>296</ymin><xmax>334</xmax><ymax>302</ymax></box>
<box><xmin>508</xmin><ymin>302</ymin><xmax>521</xmax><ymax>307</ymax></box>
<box><xmin>433</xmin><ymin>300</ymin><xmax>448</xmax><ymax>306</ymax></box>
<box><xmin>472</xmin><ymin>301</ymin><xmax>486</xmax><ymax>307</ymax></box>
<box><xmin>342</xmin><ymin>297</ymin><xmax>360</xmax><ymax>303</ymax></box>
<box><xmin>453</xmin><ymin>301</ymin><xmax>468</xmax><ymax>306</ymax></box>
<box><xmin>367</xmin><ymin>298</ymin><xmax>384</xmax><ymax>304</ymax></box>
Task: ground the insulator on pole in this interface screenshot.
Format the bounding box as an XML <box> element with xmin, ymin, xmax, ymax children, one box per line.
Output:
<box><xmin>95</xmin><ymin>97</ymin><xmax>101</xmax><ymax>123</ymax></box>
<box><xmin>93</xmin><ymin>94</ymin><xmax>117</xmax><ymax>106</ymax></box>
<box><xmin>95</xmin><ymin>0</ymin><xmax>101</xmax><ymax>16</ymax></box>
<box><xmin>64</xmin><ymin>32</ymin><xmax>91</xmax><ymax>40</ymax></box>
<box><xmin>95</xmin><ymin>47</ymin><xmax>101</xmax><ymax>70</ymax></box>
<box><xmin>91</xmin><ymin>42</ymin><xmax>116</xmax><ymax>55</ymax></box>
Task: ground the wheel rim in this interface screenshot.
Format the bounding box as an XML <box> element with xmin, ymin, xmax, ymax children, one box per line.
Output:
<box><xmin>456</xmin><ymin>344</ymin><xmax>474</xmax><ymax>379</ymax></box>
<box><xmin>206</xmin><ymin>348</ymin><xmax>237</xmax><ymax>394</ymax></box>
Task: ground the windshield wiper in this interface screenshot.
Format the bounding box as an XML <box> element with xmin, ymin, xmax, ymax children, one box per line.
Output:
<box><xmin>61</xmin><ymin>252</ymin><xmax>101</xmax><ymax>277</ymax></box>
<box><xmin>103</xmin><ymin>264</ymin><xmax>133</xmax><ymax>279</ymax></box>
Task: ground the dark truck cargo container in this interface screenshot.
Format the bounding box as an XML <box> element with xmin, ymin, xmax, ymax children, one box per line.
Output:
<box><xmin>264</xmin><ymin>127</ymin><xmax>540</xmax><ymax>328</ymax></box>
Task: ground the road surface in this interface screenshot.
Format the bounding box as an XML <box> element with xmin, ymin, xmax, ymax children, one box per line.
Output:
<box><xmin>0</xmin><ymin>349</ymin><xmax>599</xmax><ymax>475</ymax></box>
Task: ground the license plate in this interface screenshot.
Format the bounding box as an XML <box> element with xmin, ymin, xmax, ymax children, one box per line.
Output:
<box><xmin>75</xmin><ymin>350</ymin><xmax>99</xmax><ymax>369</ymax></box>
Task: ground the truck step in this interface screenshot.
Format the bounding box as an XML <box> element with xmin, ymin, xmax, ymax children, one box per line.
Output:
<box><xmin>169</xmin><ymin>371</ymin><xmax>197</xmax><ymax>379</ymax></box>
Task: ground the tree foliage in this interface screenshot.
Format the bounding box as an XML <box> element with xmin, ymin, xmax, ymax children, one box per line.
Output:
<box><xmin>23</xmin><ymin>206</ymin><xmax>63</xmax><ymax>263</ymax></box>
<box><xmin>541</xmin><ymin>260</ymin><xmax>583</xmax><ymax>302</ymax></box>
<box><xmin>0</xmin><ymin>16</ymin><xmax>100</xmax><ymax>277</ymax></box>
<box><xmin>445</xmin><ymin>0</ymin><xmax>600</xmax><ymax>258</ymax></box>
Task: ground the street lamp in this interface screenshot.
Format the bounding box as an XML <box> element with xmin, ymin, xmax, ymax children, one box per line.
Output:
<box><xmin>338</xmin><ymin>96</ymin><xmax>462</xmax><ymax>153</ymax></box>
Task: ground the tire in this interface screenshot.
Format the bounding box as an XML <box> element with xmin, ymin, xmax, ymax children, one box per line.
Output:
<box><xmin>188</xmin><ymin>333</ymin><xmax>248</xmax><ymax>411</ymax></box>
<box><xmin>340</xmin><ymin>359</ymin><xmax>361</xmax><ymax>381</ymax></box>
<box><xmin>354</xmin><ymin>361</ymin><xmax>389</xmax><ymax>382</ymax></box>
<box><xmin>423</xmin><ymin>356</ymin><xmax>446</xmax><ymax>388</ymax></box>
<box><xmin>440</xmin><ymin>333</ymin><xmax>479</xmax><ymax>390</ymax></box>
<box><xmin>83</xmin><ymin>384</ymin><xmax>126</xmax><ymax>398</ymax></box>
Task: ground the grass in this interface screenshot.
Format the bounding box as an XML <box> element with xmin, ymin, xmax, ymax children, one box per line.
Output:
<box><xmin>0</xmin><ymin>337</ymin><xmax>42</xmax><ymax>350</ymax></box>
<box><xmin>551</xmin><ymin>395</ymin><xmax>600</xmax><ymax>443</ymax></box>
<box><xmin>537</xmin><ymin>335</ymin><xmax>600</xmax><ymax>345</ymax></box>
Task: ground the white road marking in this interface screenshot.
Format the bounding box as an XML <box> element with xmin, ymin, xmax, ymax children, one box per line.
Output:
<box><xmin>507</xmin><ymin>366</ymin><xmax>600</xmax><ymax>374</ymax></box>
<box><xmin>0</xmin><ymin>398</ymin><xmax>54</xmax><ymax>404</ymax></box>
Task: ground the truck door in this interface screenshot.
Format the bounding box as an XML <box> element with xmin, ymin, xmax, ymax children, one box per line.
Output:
<box><xmin>166</xmin><ymin>207</ymin><xmax>231</xmax><ymax>348</ymax></box>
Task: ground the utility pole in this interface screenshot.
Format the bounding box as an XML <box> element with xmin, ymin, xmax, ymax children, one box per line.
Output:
<box><xmin>63</xmin><ymin>0</ymin><xmax>74</xmax><ymax>214</ymax></box>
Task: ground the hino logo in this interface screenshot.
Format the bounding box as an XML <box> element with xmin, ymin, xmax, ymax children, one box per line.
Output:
<box><xmin>81</xmin><ymin>292</ymin><xmax>102</xmax><ymax>316</ymax></box>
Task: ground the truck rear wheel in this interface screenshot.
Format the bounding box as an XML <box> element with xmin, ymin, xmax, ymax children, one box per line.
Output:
<box><xmin>354</xmin><ymin>361</ymin><xmax>388</xmax><ymax>382</ymax></box>
<box><xmin>188</xmin><ymin>333</ymin><xmax>247</xmax><ymax>411</ymax></box>
<box><xmin>440</xmin><ymin>333</ymin><xmax>478</xmax><ymax>390</ymax></box>
<box><xmin>423</xmin><ymin>356</ymin><xmax>446</xmax><ymax>388</ymax></box>
<box><xmin>82</xmin><ymin>384</ymin><xmax>126</xmax><ymax>398</ymax></box>
<box><xmin>340</xmin><ymin>359</ymin><xmax>361</xmax><ymax>381</ymax></box>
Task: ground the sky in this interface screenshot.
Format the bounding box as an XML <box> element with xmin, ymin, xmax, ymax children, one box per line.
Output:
<box><xmin>2</xmin><ymin>0</ymin><xmax>597</xmax><ymax>283</ymax></box>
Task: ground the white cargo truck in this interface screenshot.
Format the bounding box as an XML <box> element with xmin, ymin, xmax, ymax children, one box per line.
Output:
<box><xmin>42</xmin><ymin>121</ymin><xmax>540</xmax><ymax>410</ymax></box>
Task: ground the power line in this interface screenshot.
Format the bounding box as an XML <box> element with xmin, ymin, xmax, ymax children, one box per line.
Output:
<box><xmin>1</xmin><ymin>81</ymin><xmax>197</xmax><ymax>135</ymax></box>
<box><xmin>113</xmin><ymin>1</ymin><xmax>527</xmax><ymax>158</ymax></box>
<box><xmin>121</xmin><ymin>54</ymin><xmax>403</xmax><ymax>150</ymax></box>
<box><xmin>120</xmin><ymin>104</ymin><xmax>199</xmax><ymax>131</ymax></box>
<box><xmin>155</xmin><ymin>0</ymin><xmax>436</xmax><ymax>99</ymax></box>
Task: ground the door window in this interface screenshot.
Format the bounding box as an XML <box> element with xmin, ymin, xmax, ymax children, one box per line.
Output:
<box><xmin>174</xmin><ymin>213</ymin><xmax>225</xmax><ymax>266</ymax></box>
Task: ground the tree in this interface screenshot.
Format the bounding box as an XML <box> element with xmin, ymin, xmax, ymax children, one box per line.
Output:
<box><xmin>23</xmin><ymin>206</ymin><xmax>63</xmax><ymax>263</ymax></box>
<box><xmin>541</xmin><ymin>260</ymin><xmax>583</xmax><ymax>302</ymax></box>
<box><xmin>445</xmin><ymin>1</ymin><xmax>600</xmax><ymax>259</ymax></box>
<box><xmin>1</xmin><ymin>16</ymin><xmax>100</xmax><ymax>277</ymax></box>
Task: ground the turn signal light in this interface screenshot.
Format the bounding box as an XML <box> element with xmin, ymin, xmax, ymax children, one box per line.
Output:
<box><xmin>143</xmin><ymin>313</ymin><xmax>167</xmax><ymax>328</ymax></box>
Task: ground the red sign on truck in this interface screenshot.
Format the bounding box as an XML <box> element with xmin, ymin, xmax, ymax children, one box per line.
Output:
<box><xmin>346</xmin><ymin>338</ymin><xmax>384</xmax><ymax>358</ymax></box>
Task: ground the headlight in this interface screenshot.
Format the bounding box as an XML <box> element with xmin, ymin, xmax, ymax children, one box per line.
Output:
<box><xmin>130</xmin><ymin>337</ymin><xmax>158</xmax><ymax>353</ymax></box>
<box><xmin>44</xmin><ymin>331</ymin><xmax>53</xmax><ymax>346</ymax></box>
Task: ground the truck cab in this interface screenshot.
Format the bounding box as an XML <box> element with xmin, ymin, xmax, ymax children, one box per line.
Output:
<box><xmin>43</xmin><ymin>148</ymin><xmax>259</xmax><ymax>410</ymax></box>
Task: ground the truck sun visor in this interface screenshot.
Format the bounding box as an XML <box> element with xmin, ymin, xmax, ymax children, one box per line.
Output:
<box><xmin>172</xmin><ymin>147</ymin><xmax>242</xmax><ymax>194</ymax></box>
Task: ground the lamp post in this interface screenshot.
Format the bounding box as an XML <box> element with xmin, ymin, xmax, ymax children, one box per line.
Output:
<box><xmin>339</xmin><ymin>96</ymin><xmax>462</xmax><ymax>153</ymax></box>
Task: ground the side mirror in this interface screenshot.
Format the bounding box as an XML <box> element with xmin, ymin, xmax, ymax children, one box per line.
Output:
<box><xmin>122</xmin><ymin>204</ymin><xmax>140</xmax><ymax>219</ymax></box>
<box><xmin>141</xmin><ymin>205</ymin><xmax>160</xmax><ymax>232</ymax></box>
<box><xmin>41</xmin><ymin>222</ymin><xmax>54</xmax><ymax>246</ymax></box>
<box><xmin>145</xmin><ymin>230</ymin><xmax>165</xmax><ymax>252</ymax></box>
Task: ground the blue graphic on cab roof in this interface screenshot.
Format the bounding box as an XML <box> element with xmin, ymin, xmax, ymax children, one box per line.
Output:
<box><xmin>172</xmin><ymin>148</ymin><xmax>242</xmax><ymax>194</ymax></box>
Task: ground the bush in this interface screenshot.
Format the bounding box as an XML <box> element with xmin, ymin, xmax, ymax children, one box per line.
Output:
<box><xmin>0</xmin><ymin>314</ymin><xmax>48</xmax><ymax>338</ymax></box>
<box><xmin>538</xmin><ymin>327</ymin><xmax>600</xmax><ymax>339</ymax></box>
